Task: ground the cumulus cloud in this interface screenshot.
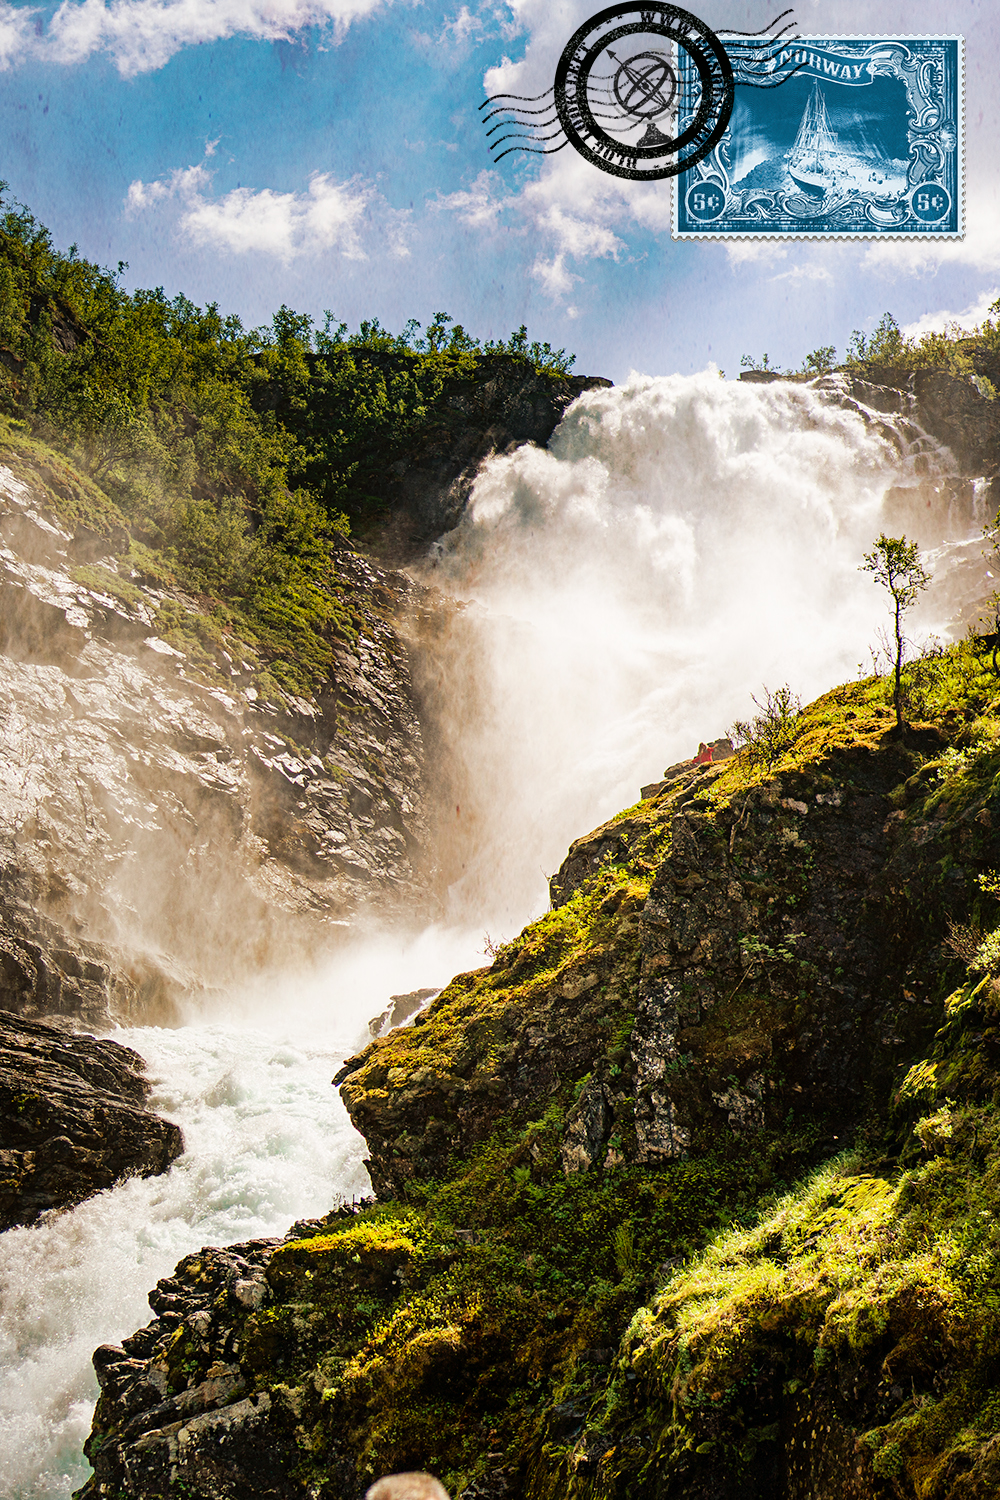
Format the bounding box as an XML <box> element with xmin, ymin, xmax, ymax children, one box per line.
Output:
<box><xmin>442</xmin><ymin>5</ymin><xmax>481</xmax><ymax>44</ymax></box>
<box><xmin>435</xmin><ymin>146</ymin><xmax>636</xmax><ymax>303</ymax></box>
<box><xmin>531</xmin><ymin>253</ymin><xmax>578</xmax><ymax>298</ymax></box>
<box><xmin>17</xmin><ymin>0</ymin><xmax>391</xmax><ymax>76</ymax></box>
<box><xmin>770</xmin><ymin>262</ymin><xmax>833</xmax><ymax>284</ymax></box>
<box><xmin>126</xmin><ymin>158</ymin><xmax>407</xmax><ymax>263</ymax></box>
<box><xmin>0</xmin><ymin>3</ymin><xmax>38</xmax><ymax>70</ymax></box>
<box><xmin>725</xmin><ymin>242</ymin><xmax>788</xmax><ymax>268</ymax></box>
<box><xmin>433</xmin><ymin>169</ymin><xmax>516</xmax><ymax>229</ymax></box>
<box><xmin>181</xmin><ymin>176</ymin><xmax>372</xmax><ymax>260</ymax></box>
<box><xmin>902</xmin><ymin>287</ymin><xmax>1000</xmax><ymax>341</ymax></box>
<box><xmin>126</xmin><ymin>163</ymin><xmax>212</xmax><ymax>212</ymax></box>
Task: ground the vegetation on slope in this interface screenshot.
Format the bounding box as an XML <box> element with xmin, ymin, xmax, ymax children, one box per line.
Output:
<box><xmin>81</xmin><ymin>633</ymin><xmax>1000</xmax><ymax>1500</ymax></box>
<box><xmin>0</xmin><ymin>189</ymin><xmax>573</xmax><ymax>695</ymax></box>
<box><xmin>742</xmin><ymin>303</ymin><xmax>1000</xmax><ymax>393</ymax></box>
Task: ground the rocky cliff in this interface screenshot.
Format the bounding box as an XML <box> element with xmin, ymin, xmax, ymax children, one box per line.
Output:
<box><xmin>77</xmin><ymin>642</ymin><xmax>1000</xmax><ymax>1500</ymax></box>
<box><xmin>0</xmin><ymin>1011</ymin><xmax>182</xmax><ymax>1229</ymax></box>
<box><xmin>0</xmin><ymin>439</ymin><xmax>434</xmax><ymax>1027</ymax></box>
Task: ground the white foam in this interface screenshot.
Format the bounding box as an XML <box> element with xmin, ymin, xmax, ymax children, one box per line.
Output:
<box><xmin>0</xmin><ymin>1021</ymin><xmax>370</xmax><ymax>1499</ymax></box>
<box><xmin>420</xmin><ymin>371</ymin><xmax>951</xmax><ymax>928</ymax></box>
<box><xmin>0</xmin><ymin>371</ymin><xmax>976</xmax><ymax>1497</ymax></box>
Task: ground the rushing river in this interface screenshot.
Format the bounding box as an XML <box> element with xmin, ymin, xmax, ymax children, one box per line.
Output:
<box><xmin>0</xmin><ymin>371</ymin><xmax>977</xmax><ymax>1497</ymax></box>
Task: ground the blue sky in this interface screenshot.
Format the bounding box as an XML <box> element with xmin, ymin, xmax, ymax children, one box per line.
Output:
<box><xmin>0</xmin><ymin>0</ymin><xmax>997</xmax><ymax>381</ymax></box>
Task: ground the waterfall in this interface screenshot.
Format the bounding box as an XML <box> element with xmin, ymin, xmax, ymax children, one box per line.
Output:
<box><xmin>414</xmin><ymin>370</ymin><xmax>955</xmax><ymax>931</ymax></box>
<box><xmin>0</xmin><ymin>371</ymin><xmax>975</xmax><ymax>1498</ymax></box>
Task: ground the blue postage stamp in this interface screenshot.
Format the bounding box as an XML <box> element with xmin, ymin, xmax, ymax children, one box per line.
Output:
<box><xmin>673</xmin><ymin>36</ymin><xmax>963</xmax><ymax>240</ymax></box>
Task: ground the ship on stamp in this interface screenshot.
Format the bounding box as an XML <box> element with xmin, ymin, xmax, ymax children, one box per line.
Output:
<box><xmin>673</xmin><ymin>36</ymin><xmax>963</xmax><ymax>239</ymax></box>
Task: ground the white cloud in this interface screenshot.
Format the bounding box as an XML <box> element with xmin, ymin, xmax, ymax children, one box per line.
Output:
<box><xmin>410</xmin><ymin>1</ymin><xmax>489</xmax><ymax>60</ymax></box>
<box><xmin>27</xmin><ymin>0</ymin><xmax>391</xmax><ymax>76</ymax></box>
<box><xmin>902</xmin><ymin>287</ymin><xmax>1000</xmax><ymax>341</ymax></box>
<box><xmin>770</xmin><ymin>262</ymin><xmax>833</xmax><ymax>284</ymax></box>
<box><xmin>0</xmin><ymin>4</ymin><xmax>38</xmax><ymax>70</ymax></box>
<box><xmin>126</xmin><ymin>159</ymin><xmax>396</xmax><ymax>263</ymax></box>
<box><xmin>534</xmin><ymin>203</ymin><xmax>622</xmax><ymax>261</ymax></box>
<box><xmin>433</xmin><ymin>169</ymin><xmax>516</xmax><ymax>230</ymax></box>
<box><xmin>531</xmin><ymin>253</ymin><xmax>578</xmax><ymax>297</ymax></box>
<box><xmin>436</xmin><ymin>149</ymin><xmax>633</xmax><ymax>301</ymax></box>
<box><xmin>126</xmin><ymin>163</ymin><xmax>211</xmax><ymax>212</ymax></box>
<box><xmin>440</xmin><ymin>4</ymin><xmax>483</xmax><ymax>49</ymax></box>
<box><xmin>725</xmin><ymin>242</ymin><xmax>788</xmax><ymax>267</ymax></box>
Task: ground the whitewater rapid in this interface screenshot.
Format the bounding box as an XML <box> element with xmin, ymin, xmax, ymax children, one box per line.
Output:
<box><xmin>0</xmin><ymin>371</ymin><xmax>974</xmax><ymax>1497</ymax></box>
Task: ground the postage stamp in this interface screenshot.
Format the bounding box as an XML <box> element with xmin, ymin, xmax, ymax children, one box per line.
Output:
<box><xmin>672</xmin><ymin>36</ymin><xmax>963</xmax><ymax>239</ymax></box>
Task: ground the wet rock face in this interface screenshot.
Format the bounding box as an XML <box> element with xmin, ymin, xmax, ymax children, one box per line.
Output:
<box><xmin>0</xmin><ymin>464</ymin><xmax>433</xmax><ymax>1023</ymax></box>
<box><xmin>0</xmin><ymin>1012</ymin><xmax>182</xmax><ymax>1229</ymax></box>
<box><xmin>337</xmin><ymin>740</ymin><xmax>942</xmax><ymax>1198</ymax></box>
<box><xmin>745</xmin><ymin>365</ymin><xmax>1000</xmax><ymax>481</ymax></box>
<box><xmin>859</xmin><ymin>365</ymin><xmax>1000</xmax><ymax>476</ymax></box>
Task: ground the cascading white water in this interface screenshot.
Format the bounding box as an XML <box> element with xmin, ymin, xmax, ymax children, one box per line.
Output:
<box><xmin>0</xmin><ymin>371</ymin><xmax>976</xmax><ymax>1498</ymax></box>
<box><xmin>418</xmin><ymin>370</ymin><xmax>959</xmax><ymax>931</ymax></box>
<box><xmin>0</xmin><ymin>925</ymin><xmax>489</xmax><ymax>1500</ymax></box>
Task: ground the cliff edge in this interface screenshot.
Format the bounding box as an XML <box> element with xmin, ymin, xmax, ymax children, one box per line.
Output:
<box><xmin>78</xmin><ymin>645</ymin><xmax>1000</xmax><ymax>1500</ymax></box>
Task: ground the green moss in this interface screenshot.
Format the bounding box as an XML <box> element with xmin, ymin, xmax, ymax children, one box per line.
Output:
<box><xmin>0</xmin><ymin>418</ymin><xmax>129</xmax><ymax>536</ymax></box>
<box><xmin>69</xmin><ymin>563</ymin><xmax>146</xmax><ymax>609</ymax></box>
<box><xmin>254</xmin><ymin>1134</ymin><xmax>812</xmax><ymax>1498</ymax></box>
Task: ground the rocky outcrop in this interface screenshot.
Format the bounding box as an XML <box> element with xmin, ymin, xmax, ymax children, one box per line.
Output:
<box><xmin>334</xmin><ymin>719</ymin><xmax>945</xmax><ymax>1196</ymax></box>
<box><xmin>81</xmin><ymin>666</ymin><xmax>1000</xmax><ymax>1500</ymax></box>
<box><xmin>0</xmin><ymin>1011</ymin><xmax>182</xmax><ymax>1228</ymax></box>
<box><xmin>740</xmin><ymin>364</ymin><xmax>1000</xmax><ymax>481</ymax></box>
<box><xmin>741</xmin><ymin>367</ymin><xmax>1000</xmax><ymax>557</ymax></box>
<box><xmin>79</xmin><ymin>1232</ymin><xmax>301</xmax><ymax>1500</ymax></box>
<box><xmin>344</xmin><ymin>353</ymin><xmax>612</xmax><ymax>561</ymax></box>
<box><xmin>0</xmin><ymin>459</ymin><xmax>435</xmax><ymax>1023</ymax></box>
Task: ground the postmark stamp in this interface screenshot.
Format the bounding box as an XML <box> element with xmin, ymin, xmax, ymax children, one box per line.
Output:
<box><xmin>673</xmin><ymin>36</ymin><xmax>963</xmax><ymax>239</ymax></box>
<box><xmin>481</xmin><ymin>5</ymin><xmax>804</xmax><ymax>182</ymax></box>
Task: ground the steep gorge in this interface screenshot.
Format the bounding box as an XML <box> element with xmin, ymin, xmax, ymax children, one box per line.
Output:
<box><xmin>4</xmin><ymin>359</ymin><xmax>1000</xmax><ymax>1499</ymax></box>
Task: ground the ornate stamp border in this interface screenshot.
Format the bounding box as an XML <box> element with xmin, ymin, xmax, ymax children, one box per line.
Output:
<box><xmin>672</xmin><ymin>35</ymin><xmax>964</xmax><ymax>241</ymax></box>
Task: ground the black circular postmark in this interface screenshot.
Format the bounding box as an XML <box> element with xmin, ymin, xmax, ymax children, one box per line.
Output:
<box><xmin>553</xmin><ymin>3</ymin><xmax>734</xmax><ymax>181</ymax></box>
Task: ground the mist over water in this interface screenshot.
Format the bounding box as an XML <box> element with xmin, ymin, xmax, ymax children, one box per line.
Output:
<box><xmin>0</xmin><ymin>372</ymin><xmax>974</xmax><ymax>1497</ymax></box>
<box><xmin>420</xmin><ymin>371</ymin><xmax>947</xmax><ymax>932</ymax></box>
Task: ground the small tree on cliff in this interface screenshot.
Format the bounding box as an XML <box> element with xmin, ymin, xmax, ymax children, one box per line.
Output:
<box><xmin>860</xmin><ymin>533</ymin><xmax>931</xmax><ymax>730</ymax></box>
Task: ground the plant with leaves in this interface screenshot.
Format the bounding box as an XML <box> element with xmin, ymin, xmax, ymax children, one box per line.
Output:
<box><xmin>799</xmin><ymin>345</ymin><xmax>837</xmax><ymax>375</ymax></box>
<box><xmin>846</xmin><ymin>312</ymin><xmax>910</xmax><ymax>370</ymax></box>
<box><xmin>860</xmin><ymin>533</ymin><xmax>931</xmax><ymax>731</ymax></box>
<box><xmin>739</xmin><ymin>352</ymin><xmax>776</xmax><ymax>373</ymax></box>
<box><xmin>730</xmin><ymin>684</ymin><xmax>802</xmax><ymax>772</ymax></box>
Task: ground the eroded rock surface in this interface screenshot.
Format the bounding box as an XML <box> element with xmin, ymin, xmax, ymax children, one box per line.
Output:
<box><xmin>0</xmin><ymin>1012</ymin><xmax>182</xmax><ymax>1229</ymax></box>
<box><xmin>335</xmin><ymin>732</ymin><xmax>939</xmax><ymax>1195</ymax></box>
<box><xmin>79</xmin><ymin>1235</ymin><xmax>299</xmax><ymax>1500</ymax></box>
<box><xmin>0</xmin><ymin>462</ymin><xmax>433</xmax><ymax>1022</ymax></box>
